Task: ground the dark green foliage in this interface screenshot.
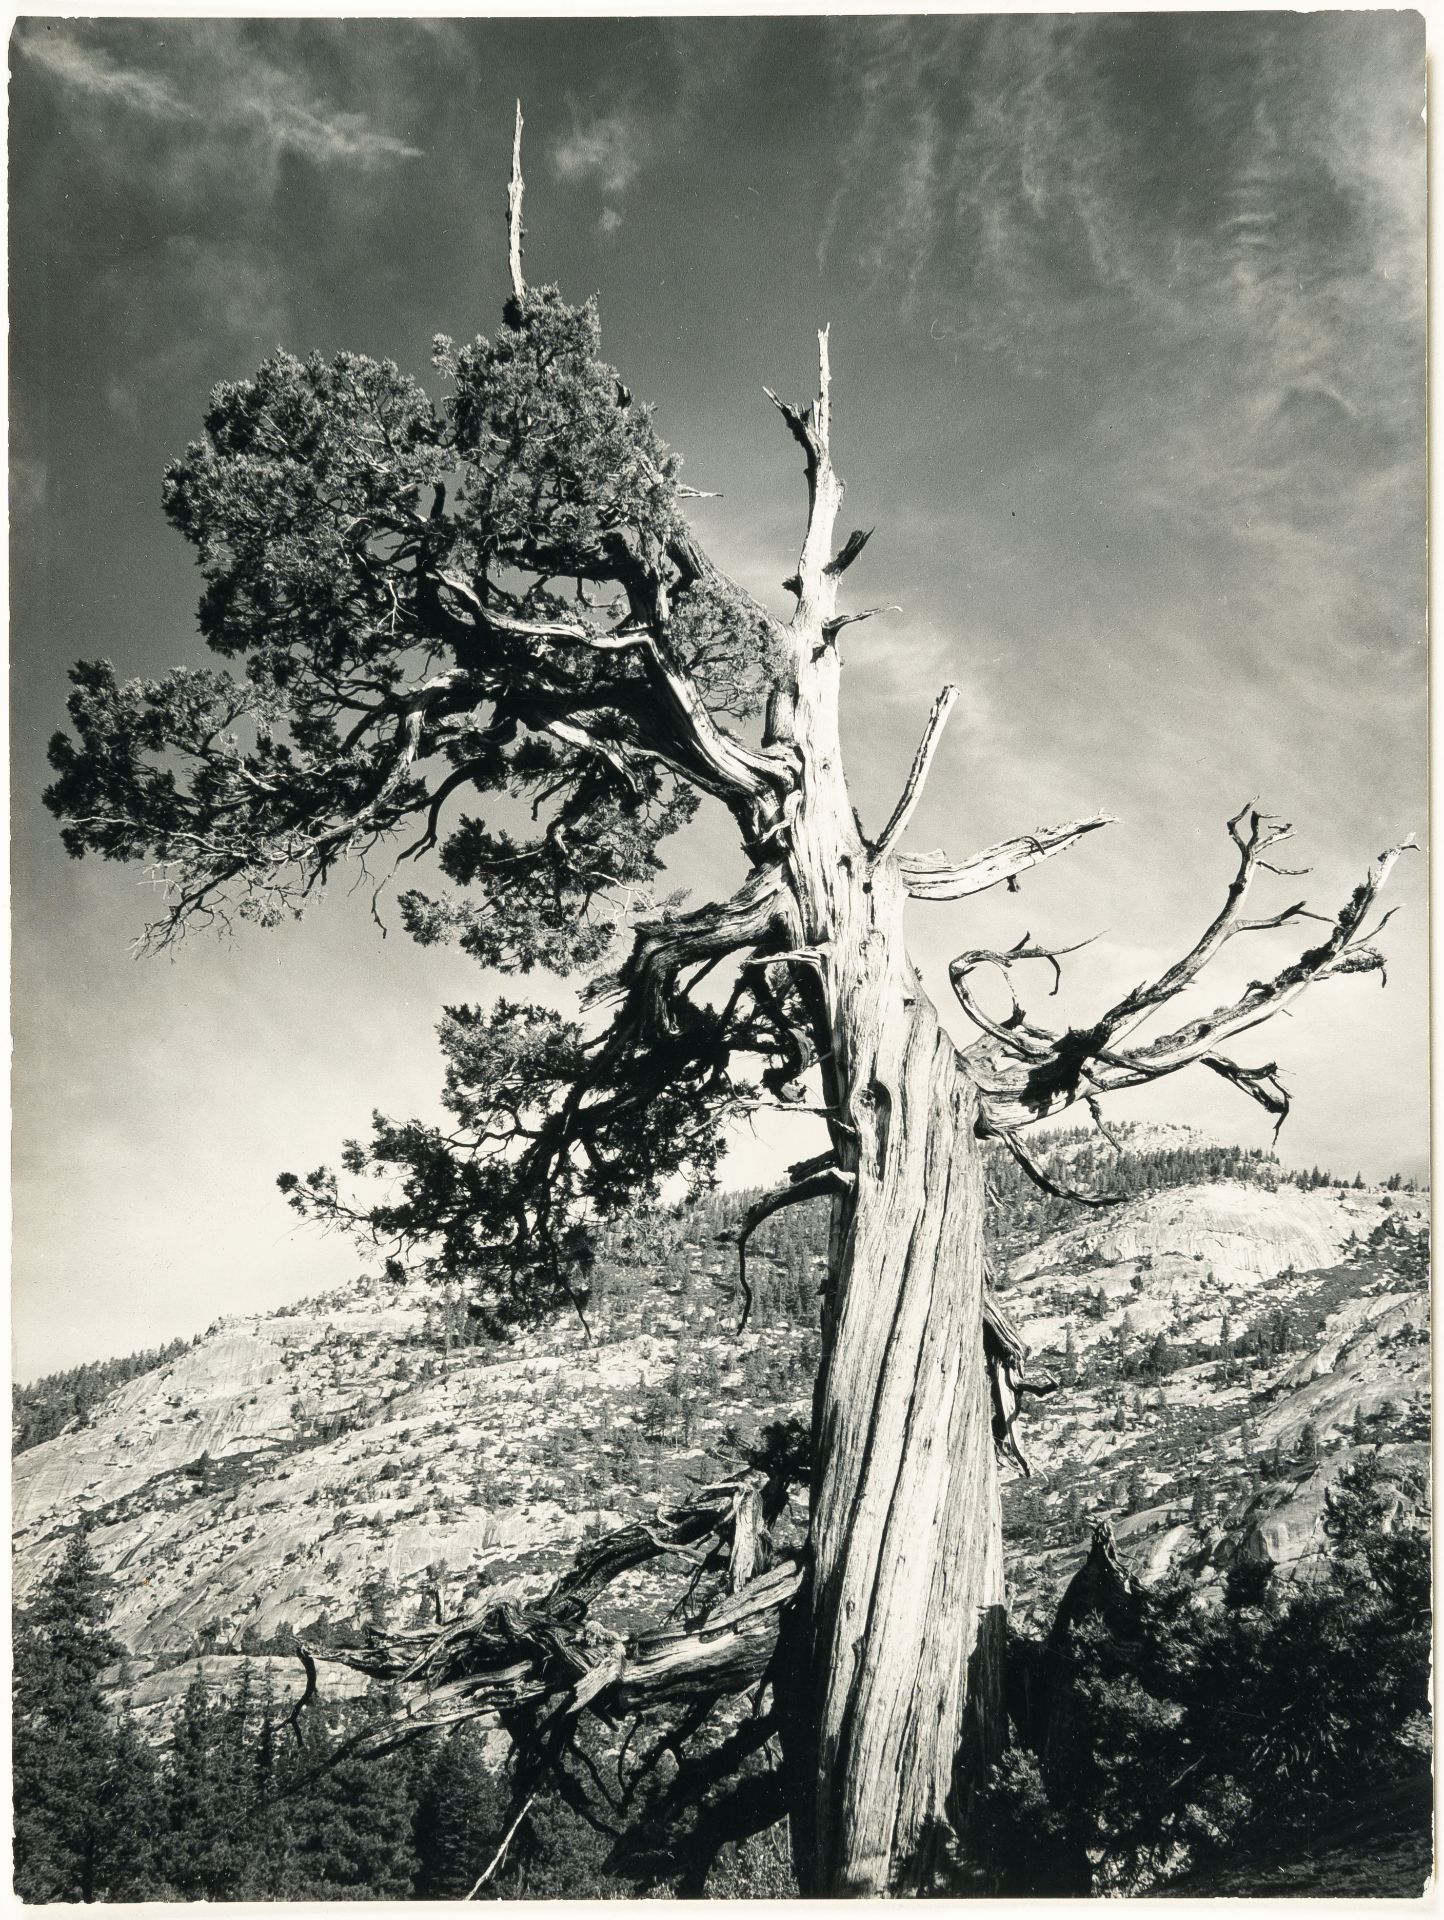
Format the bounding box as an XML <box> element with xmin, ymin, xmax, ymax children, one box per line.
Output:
<box><xmin>12</xmin><ymin>1529</ymin><xmax>168</xmax><ymax>1901</ymax></box>
<box><xmin>1238</xmin><ymin>1302</ymin><xmax>1298</xmax><ymax>1361</ymax></box>
<box><xmin>979</xmin><ymin>1455</ymin><xmax>1431</xmax><ymax>1894</ymax></box>
<box><xmin>1060</xmin><ymin>1322</ymin><xmax>1080</xmax><ymax>1386</ymax></box>
<box><xmin>13</xmin><ymin>1539</ymin><xmax>422</xmax><ymax>1903</ymax></box>
<box><xmin>411</xmin><ymin>1726</ymin><xmax>509</xmax><ymax>1897</ymax></box>
<box><xmin>45</xmin><ymin>281</ymin><xmax>784</xmax><ymax>1331</ymax></box>
<box><xmin>268</xmin><ymin>1710</ymin><xmax>422</xmax><ymax>1900</ymax></box>
<box><xmin>164</xmin><ymin>1668</ymin><xmax>257</xmax><ymax>1897</ymax></box>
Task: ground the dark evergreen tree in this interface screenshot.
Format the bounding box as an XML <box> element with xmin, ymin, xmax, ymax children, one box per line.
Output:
<box><xmin>270</xmin><ymin>1707</ymin><xmax>420</xmax><ymax>1899</ymax></box>
<box><xmin>412</xmin><ymin>1725</ymin><xmax>510</xmax><ymax>1897</ymax></box>
<box><xmin>980</xmin><ymin>1456</ymin><xmax>1430</xmax><ymax>1895</ymax></box>
<box><xmin>12</xmin><ymin>1527</ymin><xmax>168</xmax><ymax>1901</ymax></box>
<box><xmin>1061</xmin><ymin>1323</ymin><xmax>1080</xmax><ymax>1387</ymax></box>
<box><xmin>162</xmin><ymin>1666</ymin><xmax>257</xmax><ymax>1897</ymax></box>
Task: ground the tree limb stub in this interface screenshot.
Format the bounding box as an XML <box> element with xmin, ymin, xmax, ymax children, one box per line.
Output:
<box><xmin>824</xmin><ymin>527</ymin><xmax>873</xmax><ymax>579</ymax></box>
<box><xmin>957</xmin><ymin>811</ymin><xmax>1414</xmax><ymax>1138</ymax></box>
<box><xmin>870</xmin><ymin>683</ymin><xmax>959</xmax><ymax>859</ymax></box>
<box><xmin>900</xmin><ymin>812</ymin><xmax>1116</xmax><ymax>902</ymax></box>
<box><xmin>821</xmin><ymin>603</ymin><xmax>901</xmax><ymax>643</ymax></box>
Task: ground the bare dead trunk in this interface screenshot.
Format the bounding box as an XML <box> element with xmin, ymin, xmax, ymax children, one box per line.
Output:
<box><xmin>756</xmin><ymin>332</ymin><xmax>1005</xmax><ymax>1894</ymax></box>
<box><xmin>768</xmin><ymin>627</ymin><xmax>1004</xmax><ymax>1890</ymax></box>
<box><xmin>787</xmin><ymin>859</ymin><xmax>1005</xmax><ymax>1893</ymax></box>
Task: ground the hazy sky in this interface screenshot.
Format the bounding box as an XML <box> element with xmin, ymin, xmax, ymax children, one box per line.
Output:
<box><xmin>11</xmin><ymin>14</ymin><xmax>1426</xmax><ymax>1377</ymax></box>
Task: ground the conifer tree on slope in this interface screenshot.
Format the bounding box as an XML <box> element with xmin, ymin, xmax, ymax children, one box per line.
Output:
<box><xmin>45</xmin><ymin>110</ymin><xmax>1409</xmax><ymax>1893</ymax></box>
<box><xmin>12</xmin><ymin>1529</ymin><xmax>165</xmax><ymax>1901</ymax></box>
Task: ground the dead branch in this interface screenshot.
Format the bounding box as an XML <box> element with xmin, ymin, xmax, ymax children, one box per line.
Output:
<box><xmin>288</xmin><ymin>1644</ymin><xmax>319</xmax><ymax>1740</ymax></box>
<box><xmin>900</xmin><ymin>812</ymin><xmax>1116</xmax><ymax>901</ymax></box>
<box><xmin>466</xmin><ymin>1791</ymin><xmax>535</xmax><ymax>1898</ymax></box>
<box><xmin>997</xmin><ymin>1129</ymin><xmax>1128</xmax><ymax>1209</ymax></box>
<box><xmin>719</xmin><ymin>1166</ymin><xmax>856</xmax><ymax>1332</ymax></box>
<box><xmin>766</xmin><ymin>327</ymin><xmax>845</xmax><ymax>629</ymax></box>
<box><xmin>305</xmin><ymin>1479</ymin><xmax>801</xmax><ymax>1775</ymax></box>
<box><xmin>741</xmin><ymin>946</ymin><xmax>828</xmax><ymax>980</ymax></box>
<box><xmin>822</xmin><ymin>603</ymin><xmax>901</xmax><ymax>642</ymax></box>
<box><xmin>507</xmin><ymin>100</ymin><xmax>526</xmax><ymax>302</ymax></box>
<box><xmin>1200</xmin><ymin>1054</ymin><xmax>1290</xmax><ymax>1136</ymax></box>
<box><xmin>638</xmin><ymin>630</ymin><xmax>798</xmax><ymax>823</ymax></box>
<box><xmin>434</xmin><ymin>565</ymin><xmax>793</xmax><ymax>825</ymax></box>
<box><xmin>1097</xmin><ymin>804</ymin><xmax>1323</xmax><ymax>1045</ymax></box>
<box><xmin>825</xmin><ymin>527</ymin><xmax>873</xmax><ymax>577</ymax></box>
<box><xmin>956</xmin><ymin>811</ymin><xmax>1413</xmax><ymax>1139</ymax></box>
<box><xmin>949</xmin><ymin>931</ymin><xmax>1099</xmax><ymax>1059</ymax></box>
<box><xmin>870</xmin><ymin>684</ymin><xmax>959</xmax><ymax>859</ymax></box>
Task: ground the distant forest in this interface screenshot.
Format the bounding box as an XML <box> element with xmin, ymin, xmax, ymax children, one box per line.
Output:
<box><xmin>13</xmin><ymin>1336</ymin><xmax>196</xmax><ymax>1455</ymax></box>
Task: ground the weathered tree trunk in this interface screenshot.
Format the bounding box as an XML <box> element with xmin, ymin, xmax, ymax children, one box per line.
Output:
<box><xmin>777</xmin><ymin>813</ymin><xmax>1004</xmax><ymax>1893</ymax></box>
<box><xmin>763</xmin><ymin>360</ymin><xmax>1006</xmax><ymax>1891</ymax></box>
<box><xmin>807</xmin><ymin>955</ymin><xmax>1003</xmax><ymax>1892</ymax></box>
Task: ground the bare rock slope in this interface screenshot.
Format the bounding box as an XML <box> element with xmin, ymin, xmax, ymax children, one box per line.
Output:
<box><xmin>13</xmin><ymin>1159</ymin><xmax>1428</xmax><ymax>1692</ymax></box>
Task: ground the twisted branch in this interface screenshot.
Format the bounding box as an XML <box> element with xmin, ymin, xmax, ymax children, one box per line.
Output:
<box><xmin>718</xmin><ymin>1165</ymin><xmax>855</xmax><ymax>1332</ymax></box>
<box><xmin>583</xmin><ymin>866</ymin><xmax>792</xmax><ymax>1044</ymax></box>
<box><xmin>955</xmin><ymin>808</ymin><xmax>1413</xmax><ymax>1139</ymax></box>
<box><xmin>303</xmin><ymin>1479</ymin><xmax>801</xmax><ymax>1766</ymax></box>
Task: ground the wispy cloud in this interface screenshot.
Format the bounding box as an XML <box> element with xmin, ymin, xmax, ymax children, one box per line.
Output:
<box><xmin>819</xmin><ymin>16</ymin><xmax>1421</xmax><ymax>382</ymax></box>
<box><xmin>13</xmin><ymin>22</ymin><xmax>424</xmax><ymax>366</ymax></box>
<box><xmin>552</xmin><ymin>112</ymin><xmax>646</xmax><ymax>197</ymax></box>
<box><xmin>16</xmin><ymin>22</ymin><xmax>421</xmax><ymax>172</ymax></box>
<box><xmin>21</xmin><ymin>25</ymin><xmax>180</xmax><ymax>115</ymax></box>
<box><xmin>817</xmin><ymin>15</ymin><xmax>1423</xmax><ymax>670</ymax></box>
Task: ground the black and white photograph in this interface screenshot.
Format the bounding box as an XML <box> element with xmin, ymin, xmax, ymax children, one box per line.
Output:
<box><xmin>10</xmin><ymin>11</ymin><xmax>1430</xmax><ymax>1900</ymax></box>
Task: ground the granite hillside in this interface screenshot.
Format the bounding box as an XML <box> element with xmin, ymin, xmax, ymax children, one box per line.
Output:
<box><xmin>13</xmin><ymin>1126</ymin><xmax>1429</xmax><ymax>1719</ymax></box>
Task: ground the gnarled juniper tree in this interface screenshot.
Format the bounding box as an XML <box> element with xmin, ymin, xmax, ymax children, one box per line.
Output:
<box><xmin>46</xmin><ymin>109</ymin><xmax>1409</xmax><ymax>1894</ymax></box>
